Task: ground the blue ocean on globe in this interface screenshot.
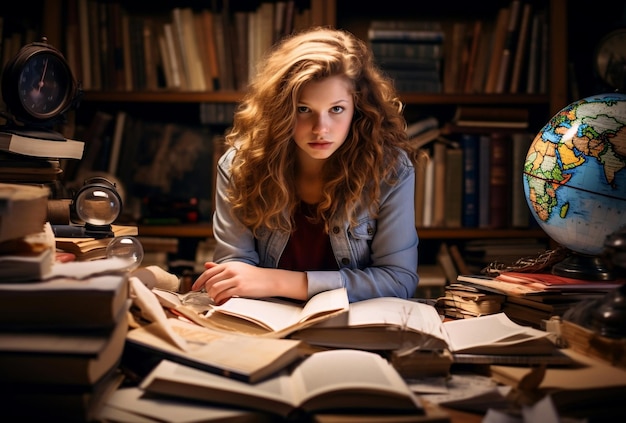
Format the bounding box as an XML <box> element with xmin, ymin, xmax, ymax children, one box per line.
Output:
<box><xmin>523</xmin><ymin>92</ymin><xmax>626</xmax><ymax>256</ymax></box>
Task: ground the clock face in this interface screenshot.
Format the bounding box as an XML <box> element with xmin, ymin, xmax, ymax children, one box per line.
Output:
<box><xmin>18</xmin><ymin>51</ymin><xmax>72</xmax><ymax>120</ymax></box>
<box><xmin>595</xmin><ymin>28</ymin><xmax>626</xmax><ymax>90</ymax></box>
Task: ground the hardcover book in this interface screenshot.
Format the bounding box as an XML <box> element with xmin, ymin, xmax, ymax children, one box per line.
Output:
<box><xmin>291</xmin><ymin>297</ymin><xmax>557</xmax><ymax>355</ymax></box>
<box><xmin>0</xmin><ymin>131</ymin><xmax>85</xmax><ymax>160</ymax></box>
<box><xmin>152</xmin><ymin>286</ymin><xmax>349</xmax><ymax>338</ymax></box>
<box><xmin>140</xmin><ymin>349</ymin><xmax>425</xmax><ymax>419</ymax></box>
<box><xmin>0</xmin><ymin>305</ymin><xmax>128</xmax><ymax>386</ymax></box>
<box><xmin>125</xmin><ymin>317</ymin><xmax>304</xmax><ymax>383</ymax></box>
<box><xmin>0</xmin><ymin>273</ymin><xmax>129</xmax><ymax>330</ymax></box>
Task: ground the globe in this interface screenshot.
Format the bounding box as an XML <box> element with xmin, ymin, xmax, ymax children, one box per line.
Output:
<box><xmin>523</xmin><ymin>92</ymin><xmax>626</xmax><ymax>280</ymax></box>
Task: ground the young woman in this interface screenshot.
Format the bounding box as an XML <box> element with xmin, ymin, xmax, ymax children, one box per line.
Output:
<box><xmin>192</xmin><ymin>27</ymin><xmax>421</xmax><ymax>304</ymax></box>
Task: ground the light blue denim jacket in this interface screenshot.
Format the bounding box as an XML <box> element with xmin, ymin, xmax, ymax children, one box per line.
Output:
<box><xmin>212</xmin><ymin>146</ymin><xmax>419</xmax><ymax>302</ymax></box>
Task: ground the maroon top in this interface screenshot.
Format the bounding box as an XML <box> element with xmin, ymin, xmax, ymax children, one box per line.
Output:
<box><xmin>278</xmin><ymin>202</ymin><xmax>338</xmax><ymax>271</ymax></box>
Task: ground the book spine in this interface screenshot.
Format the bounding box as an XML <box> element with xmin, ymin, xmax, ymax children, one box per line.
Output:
<box><xmin>495</xmin><ymin>0</ymin><xmax>523</xmax><ymax>93</ymax></box>
<box><xmin>460</xmin><ymin>134</ymin><xmax>479</xmax><ymax>228</ymax></box>
<box><xmin>488</xmin><ymin>133</ymin><xmax>512</xmax><ymax>229</ymax></box>
<box><xmin>477</xmin><ymin>135</ymin><xmax>491</xmax><ymax>228</ymax></box>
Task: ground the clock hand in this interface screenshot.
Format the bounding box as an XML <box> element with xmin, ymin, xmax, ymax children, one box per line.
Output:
<box><xmin>37</xmin><ymin>58</ymin><xmax>48</xmax><ymax>92</ymax></box>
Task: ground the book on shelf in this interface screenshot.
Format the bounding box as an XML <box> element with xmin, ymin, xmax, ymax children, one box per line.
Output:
<box><xmin>152</xmin><ymin>286</ymin><xmax>349</xmax><ymax>338</ymax></box>
<box><xmin>368</xmin><ymin>20</ymin><xmax>445</xmax><ymax>43</ymax></box>
<box><xmin>461</xmin><ymin>20</ymin><xmax>483</xmax><ymax>94</ymax></box>
<box><xmin>494</xmin><ymin>0</ymin><xmax>523</xmax><ymax>93</ymax></box>
<box><xmin>477</xmin><ymin>134</ymin><xmax>491</xmax><ymax>228</ymax></box>
<box><xmin>291</xmin><ymin>297</ymin><xmax>557</xmax><ymax>356</ymax></box>
<box><xmin>510</xmin><ymin>132</ymin><xmax>533</xmax><ymax>227</ymax></box>
<box><xmin>488</xmin><ymin>132</ymin><xmax>512</xmax><ymax>229</ymax></box>
<box><xmin>525</xmin><ymin>9</ymin><xmax>546</xmax><ymax>94</ymax></box>
<box><xmin>0</xmin><ymin>304</ymin><xmax>128</xmax><ymax>386</ymax></box>
<box><xmin>413</xmin><ymin>148</ymin><xmax>429</xmax><ymax>227</ymax></box>
<box><xmin>443</xmin><ymin>146</ymin><xmax>463</xmax><ymax>228</ymax></box>
<box><xmin>98</xmin><ymin>386</ymin><xmax>271</xmax><ymax>423</ymax></box>
<box><xmin>406</xmin><ymin>116</ymin><xmax>439</xmax><ymax>139</ymax></box>
<box><xmin>509</xmin><ymin>2</ymin><xmax>533</xmax><ymax>93</ymax></box>
<box><xmin>484</xmin><ymin>6</ymin><xmax>510</xmax><ymax>94</ymax></box>
<box><xmin>489</xmin><ymin>348</ymin><xmax>626</xmax><ymax>419</ymax></box>
<box><xmin>451</xmin><ymin>105</ymin><xmax>529</xmax><ymax>128</ymax></box>
<box><xmin>1</xmin><ymin>366</ymin><xmax>124</xmax><ymax>423</ymax></box>
<box><xmin>442</xmin><ymin>21</ymin><xmax>466</xmax><ymax>94</ymax></box>
<box><xmin>0</xmin><ymin>182</ymin><xmax>49</xmax><ymax>243</ymax></box>
<box><xmin>0</xmin><ymin>130</ymin><xmax>85</xmax><ymax>160</ymax></box>
<box><xmin>54</xmin><ymin>224</ymin><xmax>138</xmax><ymax>260</ymax></box>
<box><xmin>125</xmin><ymin>317</ymin><xmax>304</xmax><ymax>384</ymax></box>
<box><xmin>139</xmin><ymin>349</ymin><xmax>425</xmax><ymax>419</ymax></box>
<box><xmin>436</xmin><ymin>242</ymin><xmax>459</xmax><ymax>285</ymax></box>
<box><xmin>0</xmin><ymin>272</ymin><xmax>129</xmax><ymax>330</ymax></box>
<box><xmin>460</xmin><ymin>133</ymin><xmax>479</xmax><ymax>228</ymax></box>
<box><xmin>431</xmin><ymin>139</ymin><xmax>447</xmax><ymax>227</ymax></box>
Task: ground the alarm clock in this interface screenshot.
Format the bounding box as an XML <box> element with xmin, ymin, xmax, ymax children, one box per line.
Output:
<box><xmin>1</xmin><ymin>37</ymin><xmax>81</xmax><ymax>136</ymax></box>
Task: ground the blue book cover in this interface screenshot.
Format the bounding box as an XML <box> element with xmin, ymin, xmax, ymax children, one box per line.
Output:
<box><xmin>460</xmin><ymin>134</ymin><xmax>480</xmax><ymax>227</ymax></box>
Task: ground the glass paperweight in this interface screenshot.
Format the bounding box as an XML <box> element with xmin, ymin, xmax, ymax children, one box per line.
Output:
<box><xmin>106</xmin><ymin>236</ymin><xmax>144</xmax><ymax>271</ymax></box>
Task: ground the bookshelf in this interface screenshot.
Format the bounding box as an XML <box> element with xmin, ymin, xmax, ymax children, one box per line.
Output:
<box><xmin>1</xmin><ymin>0</ymin><xmax>568</xmax><ymax>262</ymax></box>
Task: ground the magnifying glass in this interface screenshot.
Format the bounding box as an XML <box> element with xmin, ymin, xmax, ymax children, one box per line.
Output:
<box><xmin>51</xmin><ymin>177</ymin><xmax>123</xmax><ymax>238</ymax></box>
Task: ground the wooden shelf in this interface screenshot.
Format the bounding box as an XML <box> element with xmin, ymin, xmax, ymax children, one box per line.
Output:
<box><xmin>82</xmin><ymin>90</ymin><xmax>244</xmax><ymax>103</ymax></box>
<box><xmin>81</xmin><ymin>90</ymin><xmax>547</xmax><ymax>106</ymax></box>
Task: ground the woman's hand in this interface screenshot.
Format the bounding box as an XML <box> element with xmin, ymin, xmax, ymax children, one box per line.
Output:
<box><xmin>191</xmin><ymin>261</ymin><xmax>308</xmax><ymax>305</ymax></box>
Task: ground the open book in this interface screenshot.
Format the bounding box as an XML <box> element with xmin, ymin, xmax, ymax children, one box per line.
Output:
<box><xmin>291</xmin><ymin>297</ymin><xmax>556</xmax><ymax>355</ymax></box>
<box><xmin>126</xmin><ymin>318</ymin><xmax>303</xmax><ymax>383</ymax></box>
<box><xmin>140</xmin><ymin>349</ymin><xmax>424</xmax><ymax>419</ymax></box>
<box><xmin>128</xmin><ymin>277</ymin><xmax>303</xmax><ymax>383</ymax></box>
<box><xmin>152</xmin><ymin>287</ymin><xmax>349</xmax><ymax>338</ymax></box>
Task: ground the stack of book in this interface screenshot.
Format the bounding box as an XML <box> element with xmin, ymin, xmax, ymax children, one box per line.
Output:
<box><xmin>0</xmin><ymin>129</ymin><xmax>85</xmax><ymax>191</ymax></box>
<box><xmin>456</xmin><ymin>272</ymin><xmax>625</xmax><ymax>328</ymax></box>
<box><xmin>435</xmin><ymin>283</ymin><xmax>505</xmax><ymax>319</ymax></box>
<box><xmin>0</xmin><ymin>183</ymin><xmax>55</xmax><ymax>282</ymax></box>
<box><xmin>54</xmin><ymin>224</ymin><xmax>139</xmax><ymax>261</ymax></box>
<box><xmin>0</xmin><ymin>269</ymin><xmax>130</xmax><ymax>421</ymax></box>
<box><xmin>1</xmin><ymin>182</ymin><xmax>130</xmax><ymax>419</ymax></box>
<box><xmin>368</xmin><ymin>20</ymin><xmax>444</xmax><ymax>93</ymax></box>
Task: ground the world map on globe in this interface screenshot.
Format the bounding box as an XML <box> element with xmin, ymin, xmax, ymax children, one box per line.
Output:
<box><xmin>523</xmin><ymin>92</ymin><xmax>626</xmax><ymax>256</ymax></box>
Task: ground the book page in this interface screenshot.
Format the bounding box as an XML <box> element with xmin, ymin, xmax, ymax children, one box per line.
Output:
<box><xmin>442</xmin><ymin>313</ymin><xmax>547</xmax><ymax>352</ymax></box>
<box><xmin>314</xmin><ymin>297</ymin><xmax>448</xmax><ymax>342</ymax></box>
<box><xmin>127</xmin><ymin>318</ymin><xmax>302</xmax><ymax>382</ymax></box>
<box><xmin>211</xmin><ymin>288</ymin><xmax>348</xmax><ymax>332</ymax></box>
<box><xmin>129</xmin><ymin>277</ymin><xmax>188</xmax><ymax>350</ymax></box>
<box><xmin>291</xmin><ymin>349</ymin><xmax>422</xmax><ymax>412</ymax></box>
<box><xmin>140</xmin><ymin>359</ymin><xmax>298</xmax><ymax>416</ymax></box>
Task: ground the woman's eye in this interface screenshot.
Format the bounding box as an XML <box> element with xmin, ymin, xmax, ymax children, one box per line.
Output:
<box><xmin>331</xmin><ymin>106</ymin><xmax>344</xmax><ymax>113</ymax></box>
<box><xmin>297</xmin><ymin>106</ymin><xmax>310</xmax><ymax>113</ymax></box>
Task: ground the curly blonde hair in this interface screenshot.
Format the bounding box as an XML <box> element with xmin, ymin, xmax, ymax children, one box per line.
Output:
<box><xmin>225</xmin><ymin>26</ymin><xmax>419</xmax><ymax>236</ymax></box>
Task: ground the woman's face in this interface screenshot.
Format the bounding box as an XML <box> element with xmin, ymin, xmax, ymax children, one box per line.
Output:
<box><xmin>293</xmin><ymin>75</ymin><xmax>354</xmax><ymax>163</ymax></box>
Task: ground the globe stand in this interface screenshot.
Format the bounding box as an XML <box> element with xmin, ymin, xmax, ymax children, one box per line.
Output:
<box><xmin>552</xmin><ymin>251</ymin><xmax>615</xmax><ymax>281</ymax></box>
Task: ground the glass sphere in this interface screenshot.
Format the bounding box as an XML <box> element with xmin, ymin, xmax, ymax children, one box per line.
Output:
<box><xmin>75</xmin><ymin>184</ymin><xmax>122</xmax><ymax>226</ymax></box>
<box><xmin>106</xmin><ymin>236</ymin><xmax>144</xmax><ymax>271</ymax></box>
